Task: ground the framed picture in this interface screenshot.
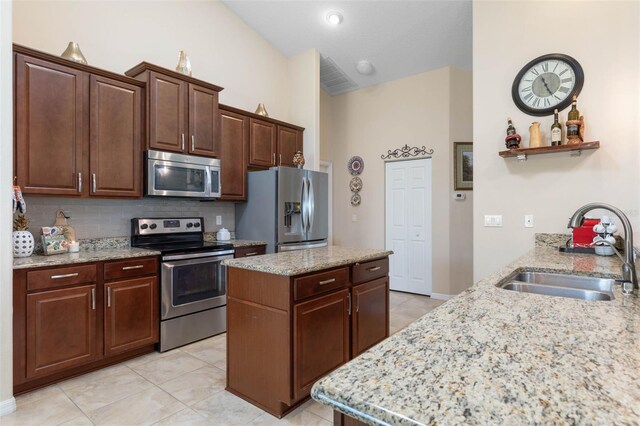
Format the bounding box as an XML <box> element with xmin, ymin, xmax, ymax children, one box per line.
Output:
<box><xmin>454</xmin><ymin>142</ymin><xmax>473</xmax><ymax>190</ymax></box>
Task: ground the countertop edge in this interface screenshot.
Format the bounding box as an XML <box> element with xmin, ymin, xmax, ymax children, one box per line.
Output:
<box><xmin>13</xmin><ymin>248</ymin><xmax>161</xmax><ymax>270</ymax></box>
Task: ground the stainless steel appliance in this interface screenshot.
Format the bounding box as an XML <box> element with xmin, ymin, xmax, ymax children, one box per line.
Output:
<box><xmin>130</xmin><ymin>217</ymin><xmax>234</xmax><ymax>352</ymax></box>
<box><xmin>235</xmin><ymin>167</ymin><xmax>328</xmax><ymax>253</ymax></box>
<box><xmin>146</xmin><ymin>150</ymin><xmax>221</xmax><ymax>199</ymax></box>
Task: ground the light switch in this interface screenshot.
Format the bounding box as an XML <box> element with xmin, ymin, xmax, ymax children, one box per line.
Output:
<box><xmin>484</xmin><ymin>215</ymin><xmax>503</xmax><ymax>227</ymax></box>
<box><xmin>216</xmin><ymin>215</ymin><xmax>222</xmax><ymax>225</ymax></box>
<box><xmin>352</xmin><ymin>214</ymin><xmax>358</xmax><ymax>222</ymax></box>
<box><xmin>525</xmin><ymin>215</ymin><xmax>534</xmax><ymax>228</ymax></box>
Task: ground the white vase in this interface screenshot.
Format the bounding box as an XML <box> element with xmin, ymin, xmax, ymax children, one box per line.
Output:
<box><xmin>13</xmin><ymin>230</ymin><xmax>34</xmax><ymax>257</ymax></box>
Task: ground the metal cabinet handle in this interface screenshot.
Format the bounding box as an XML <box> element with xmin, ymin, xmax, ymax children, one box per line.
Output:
<box><xmin>78</xmin><ymin>173</ymin><xmax>82</xmax><ymax>193</ymax></box>
<box><xmin>245</xmin><ymin>252</ymin><xmax>259</xmax><ymax>256</ymax></box>
<box><xmin>318</xmin><ymin>278</ymin><xmax>336</xmax><ymax>285</ymax></box>
<box><xmin>122</xmin><ymin>265</ymin><xmax>144</xmax><ymax>270</ymax></box>
<box><xmin>107</xmin><ymin>287</ymin><xmax>112</xmax><ymax>308</ymax></box>
<box><xmin>347</xmin><ymin>293</ymin><xmax>352</xmax><ymax>316</ymax></box>
<box><xmin>92</xmin><ymin>173</ymin><xmax>97</xmax><ymax>193</ymax></box>
<box><xmin>367</xmin><ymin>266</ymin><xmax>381</xmax><ymax>272</ymax></box>
<box><xmin>272</xmin><ymin>152</ymin><xmax>276</xmax><ymax>165</ymax></box>
<box><xmin>191</xmin><ymin>135</ymin><xmax>195</xmax><ymax>151</ymax></box>
<box><xmin>279</xmin><ymin>154</ymin><xmax>282</xmax><ymax>165</ymax></box>
<box><xmin>51</xmin><ymin>273</ymin><xmax>79</xmax><ymax>280</ymax></box>
<box><xmin>181</xmin><ymin>133</ymin><xmax>185</xmax><ymax>151</ymax></box>
<box><xmin>91</xmin><ymin>288</ymin><xmax>96</xmax><ymax>310</ymax></box>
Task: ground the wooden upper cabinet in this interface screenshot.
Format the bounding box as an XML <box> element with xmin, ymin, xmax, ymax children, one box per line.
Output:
<box><xmin>277</xmin><ymin>125</ymin><xmax>303</xmax><ymax>167</ymax></box>
<box><xmin>26</xmin><ymin>285</ymin><xmax>98</xmax><ymax>378</ymax></box>
<box><xmin>220</xmin><ymin>108</ymin><xmax>248</xmax><ymax>200</ymax></box>
<box><xmin>15</xmin><ymin>54</ymin><xmax>85</xmax><ymax>196</ymax></box>
<box><xmin>189</xmin><ymin>84</ymin><xmax>220</xmax><ymax>157</ymax></box>
<box><xmin>351</xmin><ymin>277</ymin><xmax>389</xmax><ymax>357</ymax></box>
<box><xmin>90</xmin><ymin>75</ymin><xmax>143</xmax><ymax>197</ymax></box>
<box><xmin>249</xmin><ymin>118</ymin><xmax>277</xmax><ymax>168</ymax></box>
<box><xmin>293</xmin><ymin>288</ymin><xmax>350</xmax><ymax>401</ymax></box>
<box><xmin>104</xmin><ymin>276</ymin><xmax>158</xmax><ymax>357</ymax></box>
<box><xmin>148</xmin><ymin>72</ymin><xmax>187</xmax><ymax>153</ymax></box>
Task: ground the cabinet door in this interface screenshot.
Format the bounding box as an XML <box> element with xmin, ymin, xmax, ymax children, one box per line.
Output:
<box><xmin>351</xmin><ymin>277</ymin><xmax>389</xmax><ymax>357</ymax></box>
<box><xmin>188</xmin><ymin>84</ymin><xmax>220</xmax><ymax>157</ymax></box>
<box><xmin>277</xmin><ymin>126</ymin><xmax>303</xmax><ymax>167</ymax></box>
<box><xmin>148</xmin><ymin>71</ymin><xmax>187</xmax><ymax>152</ymax></box>
<box><xmin>104</xmin><ymin>276</ymin><xmax>158</xmax><ymax>357</ymax></box>
<box><xmin>220</xmin><ymin>109</ymin><xmax>248</xmax><ymax>200</ymax></box>
<box><xmin>248</xmin><ymin>118</ymin><xmax>277</xmax><ymax>168</ymax></box>
<box><xmin>293</xmin><ymin>289</ymin><xmax>350</xmax><ymax>401</ymax></box>
<box><xmin>26</xmin><ymin>285</ymin><xmax>98</xmax><ymax>378</ymax></box>
<box><xmin>89</xmin><ymin>75</ymin><xmax>143</xmax><ymax>197</ymax></box>
<box><xmin>15</xmin><ymin>54</ymin><xmax>86</xmax><ymax>196</ymax></box>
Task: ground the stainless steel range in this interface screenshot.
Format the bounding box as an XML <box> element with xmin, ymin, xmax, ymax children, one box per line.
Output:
<box><xmin>131</xmin><ymin>217</ymin><xmax>234</xmax><ymax>352</ymax></box>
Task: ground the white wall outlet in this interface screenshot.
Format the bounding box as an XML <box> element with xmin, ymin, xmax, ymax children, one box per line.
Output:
<box><xmin>524</xmin><ymin>214</ymin><xmax>534</xmax><ymax>228</ymax></box>
<box><xmin>352</xmin><ymin>214</ymin><xmax>358</xmax><ymax>222</ymax></box>
<box><xmin>483</xmin><ymin>215</ymin><xmax>503</xmax><ymax>227</ymax></box>
<box><xmin>215</xmin><ymin>215</ymin><xmax>222</xmax><ymax>225</ymax></box>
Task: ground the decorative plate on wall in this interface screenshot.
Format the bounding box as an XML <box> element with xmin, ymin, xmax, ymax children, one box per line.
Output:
<box><xmin>348</xmin><ymin>156</ymin><xmax>364</xmax><ymax>175</ymax></box>
<box><xmin>351</xmin><ymin>193</ymin><xmax>361</xmax><ymax>206</ymax></box>
<box><xmin>349</xmin><ymin>177</ymin><xmax>363</xmax><ymax>193</ymax></box>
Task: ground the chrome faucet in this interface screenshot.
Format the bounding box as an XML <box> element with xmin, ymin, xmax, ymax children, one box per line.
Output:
<box><xmin>569</xmin><ymin>203</ymin><xmax>638</xmax><ymax>295</ymax></box>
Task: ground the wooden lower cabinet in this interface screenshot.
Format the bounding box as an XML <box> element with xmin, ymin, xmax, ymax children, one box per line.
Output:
<box><xmin>334</xmin><ymin>411</ymin><xmax>368</xmax><ymax>426</ymax></box>
<box><xmin>26</xmin><ymin>285</ymin><xmax>98</xmax><ymax>378</ymax></box>
<box><xmin>104</xmin><ymin>276</ymin><xmax>158</xmax><ymax>357</ymax></box>
<box><xmin>226</xmin><ymin>257</ymin><xmax>389</xmax><ymax>418</ymax></box>
<box><xmin>233</xmin><ymin>244</ymin><xmax>266</xmax><ymax>259</ymax></box>
<box><xmin>293</xmin><ymin>289</ymin><xmax>350</xmax><ymax>400</ymax></box>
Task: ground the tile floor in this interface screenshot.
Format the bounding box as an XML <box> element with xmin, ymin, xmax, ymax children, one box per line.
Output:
<box><xmin>2</xmin><ymin>291</ymin><xmax>445</xmax><ymax>426</ymax></box>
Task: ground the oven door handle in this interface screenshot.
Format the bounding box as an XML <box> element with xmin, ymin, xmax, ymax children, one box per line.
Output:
<box><xmin>162</xmin><ymin>250</ymin><xmax>235</xmax><ymax>261</ymax></box>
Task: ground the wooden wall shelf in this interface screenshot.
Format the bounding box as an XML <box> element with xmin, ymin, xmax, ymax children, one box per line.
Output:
<box><xmin>499</xmin><ymin>141</ymin><xmax>600</xmax><ymax>160</ymax></box>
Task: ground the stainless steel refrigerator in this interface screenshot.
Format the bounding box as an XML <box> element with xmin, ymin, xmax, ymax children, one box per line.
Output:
<box><xmin>235</xmin><ymin>167</ymin><xmax>328</xmax><ymax>253</ymax></box>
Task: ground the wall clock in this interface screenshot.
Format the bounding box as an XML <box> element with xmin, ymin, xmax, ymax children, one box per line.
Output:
<box><xmin>512</xmin><ymin>53</ymin><xmax>584</xmax><ymax>116</ymax></box>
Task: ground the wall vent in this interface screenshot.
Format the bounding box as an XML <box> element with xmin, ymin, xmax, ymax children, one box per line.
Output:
<box><xmin>320</xmin><ymin>55</ymin><xmax>358</xmax><ymax>95</ymax></box>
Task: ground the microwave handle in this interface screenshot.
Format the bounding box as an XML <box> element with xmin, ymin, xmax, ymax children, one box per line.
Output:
<box><xmin>206</xmin><ymin>167</ymin><xmax>212</xmax><ymax>197</ymax></box>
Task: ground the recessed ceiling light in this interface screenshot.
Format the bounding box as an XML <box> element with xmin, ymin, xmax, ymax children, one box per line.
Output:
<box><xmin>356</xmin><ymin>60</ymin><xmax>374</xmax><ymax>75</ymax></box>
<box><xmin>325</xmin><ymin>11</ymin><xmax>343</xmax><ymax>25</ymax></box>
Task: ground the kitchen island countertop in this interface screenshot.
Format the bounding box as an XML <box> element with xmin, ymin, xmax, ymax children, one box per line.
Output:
<box><xmin>223</xmin><ymin>245</ymin><xmax>393</xmax><ymax>276</ymax></box>
<box><xmin>311</xmin><ymin>247</ymin><xmax>640</xmax><ymax>425</ymax></box>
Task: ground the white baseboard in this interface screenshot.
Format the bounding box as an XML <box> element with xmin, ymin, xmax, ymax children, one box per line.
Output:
<box><xmin>430</xmin><ymin>293</ymin><xmax>455</xmax><ymax>301</ymax></box>
<box><xmin>0</xmin><ymin>397</ymin><xmax>16</xmax><ymax>416</ymax></box>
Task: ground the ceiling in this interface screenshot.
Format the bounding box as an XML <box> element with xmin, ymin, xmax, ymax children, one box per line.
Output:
<box><xmin>223</xmin><ymin>0</ymin><xmax>472</xmax><ymax>95</ymax></box>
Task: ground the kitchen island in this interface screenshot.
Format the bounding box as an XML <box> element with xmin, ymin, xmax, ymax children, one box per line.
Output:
<box><xmin>223</xmin><ymin>246</ymin><xmax>393</xmax><ymax>418</ymax></box>
<box><xmin>311</xmin><ymin>247</ymin><xmax>640</xmax><ymax>425</ymax></box>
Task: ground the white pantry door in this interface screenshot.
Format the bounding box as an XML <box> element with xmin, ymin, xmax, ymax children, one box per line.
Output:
<box><xmin>385</xmin><ymin>158</ymin><xmax>432</xmax><ymax>295</ymax></box>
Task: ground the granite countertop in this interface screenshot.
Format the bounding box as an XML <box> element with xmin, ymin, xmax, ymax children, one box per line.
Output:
<box><xmin>223</xmin><ymin>246</ymin><xmax>393</xmax><ymax>276</ymax></box>
<box><xmin>228</xmin><ymin>240</ymin><xmax>267</xmax><ymax>248</ymax></box>
<box><xmin>13</xmin><ymin>248</ymin><xmax>160</xmax><ymax>270</ymax></box>
<box><xmin>311</xmin><ymin>247</ymin><xmax>640</xmax><ymax>424</ymax></box>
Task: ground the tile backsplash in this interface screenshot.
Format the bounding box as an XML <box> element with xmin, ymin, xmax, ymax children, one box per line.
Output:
<box><xmin>24</xmin><ymin>197</ymin><xmax>236</xmax><ymax>240</ymax></box>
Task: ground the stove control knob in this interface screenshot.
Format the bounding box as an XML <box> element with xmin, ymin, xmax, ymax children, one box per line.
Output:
<box><xmin>186</xmin><ymin>223</ymin><xmax>194</xmax><ymax>228</ymax></box>
<box><xmin>194</xmin><ymin>223</ymin><xmax>201</xmax><ymax>228</ymax></box>
<box><xmin>149</xmin><ymin>223</ymin><xmax>157</xmax><ymax>230</ymax></box>
<box><xmin>140</xmin><ymin>224</ymin><xmax>149</xmax><ymax>230</ymax></box>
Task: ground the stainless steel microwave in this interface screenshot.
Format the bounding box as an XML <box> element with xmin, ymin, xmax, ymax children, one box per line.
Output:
<box><xmin>146</xmin><ymin>150</ymin><xmax>221</xmax><ymax>199</ymax></box>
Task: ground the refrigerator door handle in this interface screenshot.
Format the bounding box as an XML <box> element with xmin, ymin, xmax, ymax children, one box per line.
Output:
<box><xmin>307</xmin><ymin>177</ymin><xmax>315</xmax><ymax>232</ymax></box>
<box><xmin>301</xmin><ymin>177</ymin><xmax>308</xmax><ymax>232</ymax></box>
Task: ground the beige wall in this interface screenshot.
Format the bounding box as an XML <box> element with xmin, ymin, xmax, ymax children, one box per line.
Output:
<box><xmin>288</xmin><ymin>49</ymin><xmax>321</xmax><ymax>170</ymax></box>
<box><xmin>0</xmin><ymin>0</ymin><xmax>14</xmax><ymax>413</ymax></box>
<box><xmin>321</xmin><ymin>67</ymin><xmax>473</xmax><ymax>296</ymax></box>
<box><xmin>12</xmin><ymin>0</ymin><xmax>291</xmax><ymax>120</ymax></box>
<box><xmin>473</xmin><ymin>1</ymin><xmax>640</xmax><ymax>281</ymax></box>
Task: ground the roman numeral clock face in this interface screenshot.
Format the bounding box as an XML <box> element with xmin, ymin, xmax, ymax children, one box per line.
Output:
<box><xmin>512</xmin><ymin>54</ymin><xmax>584</xmax><ymax>116</ymax></box>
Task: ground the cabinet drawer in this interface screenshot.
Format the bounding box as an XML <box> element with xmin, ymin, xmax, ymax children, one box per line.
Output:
<box><xmin>104</xmin><ymin>257</ymin><xmax>158</xmax><ymax>281</ymax></box>
<box><xmin>27</xmin><ymin>264</ymin><xmax>97</xmax><ymax>291</ymax></box>
<box><xmin>234</xmin><ymin>245</ymin><xmax>266</xmax><ymax>258</ymax></box>
<box><xmin>294</xmin><ymin>267</ymin><xmax>350</xmax><ymax>301</ymax></box>
<box><xmin>352</xmin><ymin>258</ymin><xmax>389</xmax><ymax>284</ymax></box>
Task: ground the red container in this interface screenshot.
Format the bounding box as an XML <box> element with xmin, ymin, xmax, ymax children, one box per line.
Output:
<box><xmin>572</xmin><ymin>218</ymin><xmax>599</xmax><ymax>247</ymax></box>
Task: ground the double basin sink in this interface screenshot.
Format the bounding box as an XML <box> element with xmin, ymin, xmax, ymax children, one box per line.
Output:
<box><xmin>497</xmin><ymin>271</ymin><xmax>615</xmax><ymax>301</ymax></box>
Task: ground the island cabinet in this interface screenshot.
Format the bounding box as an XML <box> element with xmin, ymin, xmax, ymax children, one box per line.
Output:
<box><xmin>125</xmin><ymin>62</ymin><xmax>223</xmax><ymax>158</ymax></box>
<box><xmin>14</xmin><ymin>44</ymin><xmax>144</xmax><ymax>198</ymax></box>
<box><xmin>226</xmin><ymin>257</ymin><xmax>389</xmax><ymax>418</ymax></box>
<box><xmin>13</xmin><ymin>257</ymin><xmax>159</xmax><ymax>394</ymax></box>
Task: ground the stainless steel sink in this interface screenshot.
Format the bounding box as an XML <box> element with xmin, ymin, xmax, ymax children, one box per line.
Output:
<box><xmin>497</xmin><ymin>271</ymin><xmax>615</xmax><ymax>301</ymax></box>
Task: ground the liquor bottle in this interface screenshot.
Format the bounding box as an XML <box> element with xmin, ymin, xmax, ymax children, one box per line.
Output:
<box><xmin>506</xmin><ymin>118</ymin><xmax>516</xmax><ymax>136</ymax></box>
<box><xmin>550</xmin><ymin>109</ymin><xmax>562</xmax><ymax>146</ymax></box>
<box><xmin>566</xmin><ymin>96</ymin><xmax>580</xmax><ymax>139</ymax></box>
